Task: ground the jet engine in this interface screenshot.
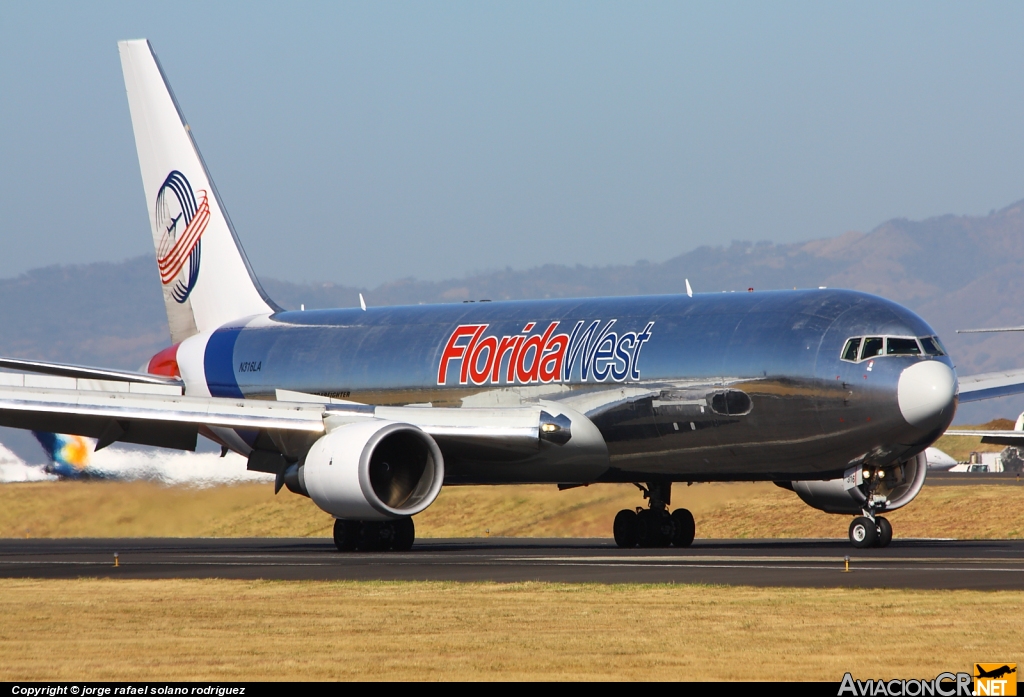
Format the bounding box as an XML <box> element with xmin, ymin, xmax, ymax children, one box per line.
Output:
<box><xmin>290</xmin><ymin>419</ymin><xmax>444</xmax><ymax>521</ymax></box>
<box><xmin>785</xmin><ymin>451</ymin><xmax>927</xmax><ymax>515</ymax></box>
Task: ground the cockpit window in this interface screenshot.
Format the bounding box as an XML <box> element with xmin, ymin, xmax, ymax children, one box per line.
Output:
<box><xmin>860</xmin><ymin>337</ymin><xmax>884</xmax><ymax>360</ymax></box>
<box><xmin>886</xmin><ymin>337</ymin><xmax>922</xmax><ymax>356</ymax></box>
<box><xmin>842</xmin><ymin>334</ymin><xmax>945</xmax><ymax>362</ymax></box>
<box><xmin>920</xmin><ymin>336</ymin><xmax>945</xmax><ymax>356</ymax></box>
<box><xmin>841</xmin><ymin>338</ymin><xmax>861</xmax><ymax>362</ymax></box>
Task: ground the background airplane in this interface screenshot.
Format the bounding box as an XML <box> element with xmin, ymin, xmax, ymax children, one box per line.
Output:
<box><xmin>1</xmin><ymin>430</ymin><xmax>271</xmax><ymax>486</ymax></box>
<box><xmin>925</xmin><ymin>447</ymin><xmax>959</xmax><ymax>471</ymax></box>
<box><xmin>31</xmin><ymin>431</ymin><xmax>93</xmax><ymax>478</ymax></box>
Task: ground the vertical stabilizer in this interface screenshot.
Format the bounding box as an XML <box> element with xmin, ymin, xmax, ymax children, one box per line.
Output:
<box><xmin>118</xmin><ymin>39</ymin><xmax>278</xmax><ymax>343</ymax></box>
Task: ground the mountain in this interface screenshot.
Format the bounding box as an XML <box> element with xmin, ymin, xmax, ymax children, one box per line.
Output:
<box><xmin>4</xmin><ymin>199</ymin><xmax>1024</xmax><ymax>432</ymax></box>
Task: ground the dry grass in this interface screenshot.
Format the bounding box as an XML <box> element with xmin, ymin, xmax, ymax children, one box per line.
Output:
<box><xmin>2</xmin><ymin>478</ymin><xmax>1024</xmax><ymax>540</ymax></box>
<box><xmin>0</xmin><ymin>480</ymin><xmax>331</xmax><ymax>539</ymax></box>
<box><xmin>0</xmin><ymin>578</ymin><xmax>1016</xmax><ymax>681</ymax></box>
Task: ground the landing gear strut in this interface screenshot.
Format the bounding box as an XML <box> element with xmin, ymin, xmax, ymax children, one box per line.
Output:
<box><xmin>613</xmin><ymin>482</ymin><xmax>695</xmax><ymax>548</ymax></box>
<box><xmin>848</xmin><ymin>513</ymin><xmax>892</xmax><ymax>548</ymax></box>
<box><xmin>334</xmin><ymin>517</ymin><xmax>415</xmax><ymax>552</ymax></box>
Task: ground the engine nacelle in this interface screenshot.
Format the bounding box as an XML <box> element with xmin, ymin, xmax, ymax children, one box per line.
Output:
<box><xmin>300</xmin><ymin>419</ymin><xmax>444</xmax><ymax>521</ymax></box>
<box><xmin>786</xmin><ymin>451</ymin><xmax>927</xmax><ymax>515</ymax></box>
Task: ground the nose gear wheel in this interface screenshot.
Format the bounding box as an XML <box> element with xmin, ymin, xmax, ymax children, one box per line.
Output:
<box><xmin>875</xmin><ymin>516</ymin><xmax>893</xmax><ymax>547</ymax></box>
<box><xmin>849</xmin><ymin>516</ymin><xmax>877</xmax><ymax>548</ymax></box>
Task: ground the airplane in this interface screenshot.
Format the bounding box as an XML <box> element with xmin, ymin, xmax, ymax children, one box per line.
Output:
<box><xmin>31</xmin><ymin>431</ymin><xmax>94</xmax><ymax>478</ymax></box>
<box><xmin>976</xmin><ymin>665</ymin><xmax>1016</xmax><ymax>680</ymax></box>
<box><xmin>0</xmin><ymin>39</ymin><xmax>1018</xmax><ymax>551</ymax></box>
<box><xmin>924</xmin><ymin>447</ymin><xmax>959</xmax><ymax>471</ymax></box>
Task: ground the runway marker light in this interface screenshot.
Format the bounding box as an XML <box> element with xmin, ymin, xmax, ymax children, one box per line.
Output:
<box><xmin>114</xmin><ymin>552</ymin><xmax>119</xmax><ymax>567</ymax></box>
<box><xmin>844</xmin><ymin>555</ymin><xmax>850</xmax><ymax>573</ymax></box>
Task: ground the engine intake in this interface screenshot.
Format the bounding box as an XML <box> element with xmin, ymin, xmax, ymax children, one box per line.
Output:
<box><xmin>300</xmin><ymin>419</ymin><xmax>444</xmax><ymax>520</ymax></box>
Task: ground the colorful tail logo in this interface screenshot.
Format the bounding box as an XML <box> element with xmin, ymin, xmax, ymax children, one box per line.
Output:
<box><xmin>155</xmin><ymin>170</ymin><xmax>209</xmax><ymax>303</ymax></box>
<box><xmin>31</xmin><ymin>432</ymin><xmax>93</xmax><ymax>478</ymax></box>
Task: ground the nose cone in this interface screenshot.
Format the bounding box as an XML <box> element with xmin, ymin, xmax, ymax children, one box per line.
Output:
<box><xmin>897</xmin><ymin>361</ymin><xmax>957</xmax><ymax>430</ymax></box>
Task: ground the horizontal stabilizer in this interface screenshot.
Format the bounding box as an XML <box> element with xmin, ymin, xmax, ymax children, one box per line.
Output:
<box><xmin>0</xmin><ymin>356</ymin><xmax>182</xmax><ymax>386</ymax></box>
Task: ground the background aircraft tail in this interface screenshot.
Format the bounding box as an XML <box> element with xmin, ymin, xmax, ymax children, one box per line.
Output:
<box><xmin>118</xmin><ymin>39</ymin><xmax>278</xmax><ymax>345</ymax></box>
<box><xmin>31</xmin><ymin>432</ymin><xmax>93</xmax><ymax>478</ymax></box>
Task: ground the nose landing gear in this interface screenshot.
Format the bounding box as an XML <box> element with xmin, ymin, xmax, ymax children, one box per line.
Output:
<box><xmin>848</xmin><ymin>513</ymin><xmax>892</xmax><ymax>548</ymax></box>
<box><xmin>847</xmin><ymin>464</ymin><xmax>899</xmax><ymax>548</ymax></box>
<box><xmin>613</xmin><ymin>482</ymin><xmax>695</xmax><ymax>548</ymax></box>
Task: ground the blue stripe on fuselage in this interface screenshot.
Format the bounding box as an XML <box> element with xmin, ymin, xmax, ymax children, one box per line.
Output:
<box><xmin>204</xmin><ymin>327</ymin><xmax>258</xmax><ymax>447</ymax></box>
<box><xmin>204</xmin><ymin>327</ymin><xmax>244</xmax><ymax>399</ymax></box>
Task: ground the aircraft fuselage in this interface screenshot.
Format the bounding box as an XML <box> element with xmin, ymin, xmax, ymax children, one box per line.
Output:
<box><xmin>176</xmin><ymin>288</ymin><xmax>956</xmax><ymax>484</ymax></box>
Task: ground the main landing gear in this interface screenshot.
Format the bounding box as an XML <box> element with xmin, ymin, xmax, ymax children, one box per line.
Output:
<box><xmin>613</xmin><ymin>482</ymin><xmax>695</xmax><ymax>548</ymax></box>
<box><xmin>333</xmin><ymin>517</ymin><xmax>415</xmax><ymax>552</ymax></box>
<box><xmin>848</xmin><ymin>514</ymin><xmax>892</xmax><ymax>549</ymax></box>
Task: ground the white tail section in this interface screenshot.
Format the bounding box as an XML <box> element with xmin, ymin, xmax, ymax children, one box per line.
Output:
<box><xmin>118</xmin><ymin>39</ymin><xmax>278</xmax><ymax>344</ymax></box>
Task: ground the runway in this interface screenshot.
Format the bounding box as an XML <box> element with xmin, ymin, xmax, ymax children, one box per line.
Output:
<box><xmin>1</xmin><ymin>537</ymin><xmax>1022</xmax><ymax>589</ymax></box>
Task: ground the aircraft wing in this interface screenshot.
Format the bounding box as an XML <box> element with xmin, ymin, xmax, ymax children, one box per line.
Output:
<box><xmin>0</xmin><ymin>374</ymin><xmax>326</xmax><ymax>450</ymax></box>
<box><xmin>955</xmin><ymin>368</ymin><xmax>1024</xmax><ymax>403</ymax></box>
<box><xmin>0</xmin><ymin>374</ymin><xmax>560</xmax><ymax>458</ymax></box>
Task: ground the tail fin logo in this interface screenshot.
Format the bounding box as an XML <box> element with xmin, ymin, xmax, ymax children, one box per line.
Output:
<box><xmin>155</xmin><ymin>170</ymin><xmax>209</xmax><ymax>303</ymax></box>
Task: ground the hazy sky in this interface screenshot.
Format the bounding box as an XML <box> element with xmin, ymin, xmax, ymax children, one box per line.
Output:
<box><xmin>3</xmin><ymin>2</ymin><xmax>1024</xmax><ymax>287</ymax></box>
